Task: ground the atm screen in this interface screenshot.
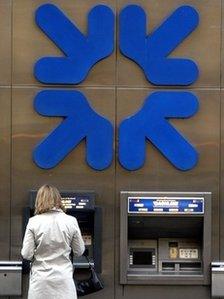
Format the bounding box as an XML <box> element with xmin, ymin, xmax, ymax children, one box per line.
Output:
<box><xmin>133</xmin><ymin>251</ymin><xmax>153</xmax><ymax>265</ymax></box>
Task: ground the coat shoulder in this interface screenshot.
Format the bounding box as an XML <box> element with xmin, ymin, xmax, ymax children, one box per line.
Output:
<box><xmin>61</xmin><ymin>213</ymin><xmax>78</xmax><ymax>224</ymax></box>
<box><xmin>27</xmin><ymin>214</ymin><xmax>43</xmax><ymax>226</ymax></box>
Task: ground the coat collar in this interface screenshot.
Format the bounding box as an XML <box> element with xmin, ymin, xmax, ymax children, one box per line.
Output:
<box><xmin>50</xmin><ymin>207</ymin><xmax>63</xmax><ymax>212</ymax></box>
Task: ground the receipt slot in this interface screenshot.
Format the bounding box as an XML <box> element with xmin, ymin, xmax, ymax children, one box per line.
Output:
<box><xmin>23</xmin><ymin>191</ymin><xmax>102</xmax><ymax>273</ymax></box>
<box><xmin>120</xmin><ymin>192</ymin><xmax>211</xmax><ymax>285</ymax></box>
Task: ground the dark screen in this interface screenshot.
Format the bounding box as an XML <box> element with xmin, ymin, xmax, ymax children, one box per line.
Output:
<box><xmin>133</xmin><ymin>251</ymin><xmax>153</xmax><ymax>265</ymax></box>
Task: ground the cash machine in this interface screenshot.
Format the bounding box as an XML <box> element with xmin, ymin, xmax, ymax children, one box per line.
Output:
<box><xmin>23</xmin><ymin>190</ymin><xmax>102</xmax><ymax>273</ymax></box>
<box><xmin>120</xmin><ymin>191</ymin><xmax>211</xmax><ymax>285</ymax></box>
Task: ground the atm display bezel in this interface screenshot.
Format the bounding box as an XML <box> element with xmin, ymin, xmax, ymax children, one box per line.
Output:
<box><xmin>129</xmin><ymin>248</ymin><xmax>156</xmax><ymax>269</ymax></box>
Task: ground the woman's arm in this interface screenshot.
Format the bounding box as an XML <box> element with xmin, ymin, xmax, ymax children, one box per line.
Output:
<box><xmin>71</xmin><ymin>218</ymin><xmax>85</xmax><ymax>257</ymax></box>
<box><xmin>21</xmin><ymin>219</ymin><xmax>35</xmax><ymax>261</ymax></box>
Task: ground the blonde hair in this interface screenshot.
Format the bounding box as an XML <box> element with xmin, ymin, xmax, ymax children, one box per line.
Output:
<box><xmin>35</xmin><ymin>184</ymin><xmax>65</xmax><ymax>215</ymax></box>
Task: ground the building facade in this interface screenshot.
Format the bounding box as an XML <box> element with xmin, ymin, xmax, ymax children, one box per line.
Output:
<box><xmin>0</xmin><ymin>0</ymin><xmax>223</xmax><ymax>298</ymax></box>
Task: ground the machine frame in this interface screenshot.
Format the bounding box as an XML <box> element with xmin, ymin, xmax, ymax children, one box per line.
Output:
<box><xmin>120</xmin><ymin>191</ymin><xmax>211</xmax><ymax>285</ymax></box>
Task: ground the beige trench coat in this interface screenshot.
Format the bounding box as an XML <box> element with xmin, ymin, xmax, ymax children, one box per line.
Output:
<box><xmin>21</xmin><ymin>209</ymin><xmax>85</xmax><ymax>299</ymax></box>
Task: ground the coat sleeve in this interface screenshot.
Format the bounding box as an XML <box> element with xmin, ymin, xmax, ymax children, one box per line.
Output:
<box><xmin>21</xmin><ymin>219</ymin><xmax>35</xmax><ymax>261</ymax></box>
<box><xmin>71</xmin><ymin>218</ymin><xmax>85</xmax><ymax>257</ymax></box>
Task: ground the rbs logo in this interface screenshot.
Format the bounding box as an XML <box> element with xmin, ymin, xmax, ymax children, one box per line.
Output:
<box><xmin>33</xmin><ymin>4</ymin><xmax>200</xmax><ymax>171</ymax></box>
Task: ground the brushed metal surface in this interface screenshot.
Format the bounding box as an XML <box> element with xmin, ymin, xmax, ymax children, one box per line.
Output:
<box><xmin>122</xmin><ymin>285</ymin><xmax>210</xmax><ymax>299</ymax></box>
<box><xmin>220</xmin><ymin>90</ymin><xmax>224</xmax><ymax>260</ymax></box>
<box><xmin>13</xmin><ymin>0</ymin><xmax>116</xmax><ymax>87</ymax></box>
<box><xmin>11</xmin><ymin>87</ymin><xmax>115</xmax><ymax>299</ymax></box>
<box><xmin>117</xmin><ymin>0</ymin><xmax>221</xmax><ymax>88</ymax></box>
<box><xmin>0</xmin><ymin>0</ymin><xmax>11</xmax><ymax>85</ymax></box>
<box><xmin>0</xmin><ymin>88</ymin><xmax>11</xmax><ymax>261</ymax></box>
<box><xmin>0</xmin><ymin>262</ymin><xmax>22</xmax><ymax>296</ymax></box>
<box><xmin>221</xmin><ymin>0</ymin><xmax>224</xmax><ymax>88</ymax></box>
<box><xmin>115</xmin><ymin>88</ymin><xmax>220</xmax><ymax>299</ymax></box>
<box><xmin>220</xmin><ymin>5</ymin><xmax>224</xmax><ymax>262</ymax></box>
<box><xmin>5</xmin><ymin>1</ymin><xmax>224</xmax><ymax>298</ymax></box>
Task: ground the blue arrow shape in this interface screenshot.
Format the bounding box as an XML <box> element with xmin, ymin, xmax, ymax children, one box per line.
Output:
<box><xmin>34</xmin><ymin>4</ymin><xmax>114</xmax><ymax>84</ymax></box>
<box><xmin>33</xmin><ymin>90</ymin><xmax>113</xmax><ymax>170</ymax></box>
<box><xmin>119</xmin><ymin>92</ymin><xmax>199</xmax><ymax>170</ymax></box>
<box><xmin>120</xmin><ymin>5</ymin><xmax>199</xmax><ymax>85</ymax></box>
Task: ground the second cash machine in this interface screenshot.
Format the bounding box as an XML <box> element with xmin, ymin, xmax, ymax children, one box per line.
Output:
<box><xmin>23</xmin><ymin>190</ymin><xmax>102</xmax><ymax>273</ymax></box>
<box><xmin>120</xmin><ymin>191</ymin><xmax>211</xmax><ymax>285</ymax></box>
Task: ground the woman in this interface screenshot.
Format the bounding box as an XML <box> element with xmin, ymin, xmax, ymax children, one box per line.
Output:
<box><xmin>21</xmin><ymin>184</ymin><xmax>85</xmax><ymax>299</ymax></box>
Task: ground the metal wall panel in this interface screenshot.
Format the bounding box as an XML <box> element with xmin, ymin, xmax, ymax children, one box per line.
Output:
<box><xmin>117</xmin><ymin>285</ymin><xmax>210</xmax><ymax>299</ymax></box>
<box><xmin>117</xmin><ymin>0</ymin><xmax>221</xmax><ymax>88</ymax></box>
<box><xmin>221</xmin><ymin>0</ymin><xmax>224</xmax><ymax>89</ymax></box>
<box><xmin>11</xmin><ymin>87</ymin><xmax>116</xmax><ymax>299</ymax></box>
<box><xmin>220</xmin><ymin>5</ymin><xmax>224</xmax><ymax>259</ymax></box>
<box><xmin>0</xmin><ymin>0</ymin><xmax>11</xmax><ymax>86</ymax></box>
<box><xmin>0</xmin><ymin>88</ymin><xmax>11</xmax><ymax>260</ymax></box>
<box><xmin>115</xmin><ymin>88</ymin><xmax>220</xmax><ymax>299</ymax></box>
<box><xmin>220</xmin><ymin>90</ymin><xmax>224</xmax><ymax>260</ymax></box>
<box><xmin>13</xmin><ymin>0</ymin><xmax>116</xmax><ymax>87</ymax></box>
<box><xmin>6</xmin><ymin>1</ymin><xmax>223</xmax><ymax>298</ymax></box>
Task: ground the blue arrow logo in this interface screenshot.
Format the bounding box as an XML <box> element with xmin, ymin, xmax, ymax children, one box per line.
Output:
<box><xmin>119</xmin><ymin>92</ymin><xmax>199</xmax><ymax>170</ymax></box>
<box><xmin>33</xmin><ymin>90</ymin><xmax>113</xmax><ymax>170</ymax></box>
<box><xmin>120</xmin><ymin>5</ymin><xmax>199</xmax><ymax>85</ymax></box>
<box><xmin>34</xmin><ymin>4</ymin><xmax>115</xmax><ymax>84</ymax></box>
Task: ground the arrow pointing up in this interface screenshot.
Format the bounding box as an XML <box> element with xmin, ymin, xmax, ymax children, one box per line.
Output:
<box><xmin>120</xmin><ymin>5</ymin><xmax>199</xmax><ymax>85</ymax></box>
<box><xmin>119</xmin><ymin>92</ymin><xmax>199</xmax><ymax>171</ymax></box>
<box><xmin>34</xmin><ymin>4</ymin><xmax>114</xmax><ymax>84</ymax></box>
<box><xmin>33</xmin><ymin>90</ymin><xmax>113</xmax><ymax>170</ymax></box>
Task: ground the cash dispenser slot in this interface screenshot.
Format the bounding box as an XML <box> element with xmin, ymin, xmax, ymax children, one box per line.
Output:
<box><xmin>162</xmin><ymin>262</ymin><xmax>175</xmax><ymax>271</ymax></box>
<box><xmin>23</xmin><ymin>190</ymin><xmax>102</xmax><ymax>273</ymax></box>
<box><xmin>179</xmin><ymin>262</ymin><xmax>202</xmax><ymax>271</ymax></box>
<box><xmin>120</xmin><ymin>192</ymin><xmax>211</xmax><ymax>285</ymax></box>
<box><xmin>162</xmin><ymin>262</ymin><xmax>202</xmax><ymax>272</ymax></box>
